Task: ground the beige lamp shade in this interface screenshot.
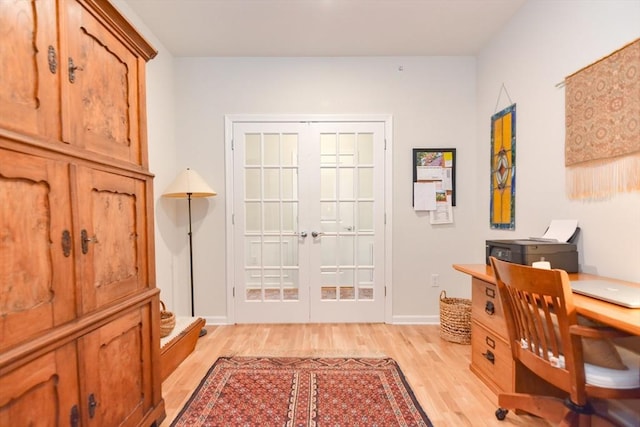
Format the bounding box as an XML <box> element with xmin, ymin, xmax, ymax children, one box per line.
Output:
<box><xmin>162</xmin><ymin>168</ymin><xmax>217</xmax><ymax>198</ymax></box>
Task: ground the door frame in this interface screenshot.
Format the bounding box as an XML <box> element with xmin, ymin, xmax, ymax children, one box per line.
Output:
<box><xmin>224</xmin><ymin>114</ymin><xmax>393</xmax><ymax>324</ymax></box>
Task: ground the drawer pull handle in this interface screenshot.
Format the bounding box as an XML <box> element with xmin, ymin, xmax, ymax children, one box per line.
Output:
<box><xmin>88</xmin><ymin>393</ymin><xmax>97</xmax><ymax>418</ymax></box>
<box><xmin>482</xmin><ymin>350</ymin><xmax>495</xmax><ymax>364</ymax></box>
<box><xmin>485</xmin><ymin>301</ymin><xmax>495</xmax><ymax>315</ymax></box>
<box><xmin>485</xmin><ymin>287</ymin><xmax>495</xmax><ymax>298</ymax></box>
<box><xmin>81</xmin><ymin>229</ymin><xmax>99</xmax><ymax>254</ymax></box>
<box><xmin>70</xmin><ymin>404</ymin><xmax>79</xmax><ymax>427</ymax></box>
<box><xmin>62</xmin><ymin>230</ymin><xmax>72</xmax><ymax>257</ymax></box>
<box><xmin>485</xmin><ymin>336</ymin><xmax>496</xmax><ymax>349</ymax></box>
<box><xmin>48</xmin><ymin>45</ymin><xmax>57</xmax><ymax>74</ymax></box>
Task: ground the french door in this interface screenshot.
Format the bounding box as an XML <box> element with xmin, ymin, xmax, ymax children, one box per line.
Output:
<box><xmin>231</xmin><ymin>118</ymin><xmax>387</xmax><ymax>323</ymax></box>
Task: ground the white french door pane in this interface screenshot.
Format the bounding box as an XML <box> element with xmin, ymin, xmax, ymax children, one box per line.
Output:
<box><xmin>338</xmin><ymin>235</ymin><xmax>355</xmax><ymax>265</ymax></box>
<box><xmin>245</xmin><ymin>203</ymin><xmax>261</xmax><ymax>231</ymax></box>
<box><xmin>320</xmin><ymin>169</ymin><xmax>336</xmax><ymax>199</ymax></box>
<box><xmin>357</xmin><ymin>236</ymin><xmax>374</xmax><ymax>265</ymax></box>
<box><xmin>263</xmin><ymin>169</ymin><xmax>280</xmax><ymax>198</ymax></box>
<box><xmin>358</xmin><ymin>168</ymin><xmax>374</xmax><ymax>198</ymax></box>
<box><xmin>281</xmin><ymin>202</ymin><xmax>297</xmax><ymax>232</ymax></box>
<box><xmin>338</xmin><ymin>168</ymin><xmax>354</xmax><ymax>199</ymax></box>
<box><xmin>263</xmin><ymin>134</ymin><xmax>279</xmax><ymax>165</ymax></box>
<box><xmin>358</xmin><ymin>202</ymin><xmax>374</xmax><ymax>231</ymax></box>
<box><xmin>245</xmin><ymin>134</ymin><xmax>261</xmax><ymax>165</ymax></box>
<box><xmin>263</xmin><ymin>238</ymin><xmax>281</xmax><ymax>265</ymax></box>
<box><xmin>358</xmin><ymin>134</ymin><xmax>374</xmax><ymax>164</ymax></box>
<box><xmin>282</xmin><ymin>169</ymin><xmax>297</xmax><ymax>199</ymax></box>
<box><xmin>245</xmin><ymin>169</ymin><xmax>260</xmax><ymax>198</ymax></box>
<box><xmin>321</xmin><ymin>235</ymin><xmax>337</xmax><ymax>266</ymax></box>
<box><xmin>281</xmin><ymin>134</ymin><xmax>297</xmax><ymax>166</ymax></box>
<box><xmin>263</xmin><ymin>202</ymin><xmax>280</xmax><ymax>231</ymax></box>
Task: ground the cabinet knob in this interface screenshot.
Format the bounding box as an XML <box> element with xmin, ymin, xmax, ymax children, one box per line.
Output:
<box><xmin>81</xmin><ymin>229</ymin><xmax>99</xmax><ymax>254</ymax></box>
<box><xmin>70</xmin><ymin>404</ymin><xmax>79</xmax><ymax>427</ymax></box>
<box><xmin>485</xmin><ymin>300</ymin><xmax>495</xmax><ymax>315</ymax></box>
<box><xmin>68</xmin><ymin>57</ymin><xmax>84</xmax><ymax>83</ymax></box>
<box><xmin>482</xmin><ymin>350</ymin><xmax>495</xmax><ymax>364</ymax></box>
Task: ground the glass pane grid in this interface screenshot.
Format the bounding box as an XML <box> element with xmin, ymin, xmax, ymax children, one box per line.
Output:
<box><xmin>243</xmin><ymin>131</ymin><xmax>300</xmax><ymax>304</ymax></box>
<box><xmin>319</xmin><ymin>131</ymin><xmax>377</xmax><ymax>305</ymax></box>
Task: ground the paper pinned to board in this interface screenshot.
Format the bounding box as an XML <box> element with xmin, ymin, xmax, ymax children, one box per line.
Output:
<box><xmin>530</xmin><ymin>219</ymin><xmax>578</xmax><ymax>242</ymax></box>
<box><xmin>414</xmin><ymin>182</ymin><xmax>436</xmax><ymax>211</ymax></box>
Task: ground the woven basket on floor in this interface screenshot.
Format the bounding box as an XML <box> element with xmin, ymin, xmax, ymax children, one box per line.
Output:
<box><xmin>159</xmin><ymin>300</ymin><xmax>176</xmax><ymax>338</ymax></box>
<box><xmin>439</xmin><ymin>290</ymin><xmax>472</xmax><ymax>344</ymax></box>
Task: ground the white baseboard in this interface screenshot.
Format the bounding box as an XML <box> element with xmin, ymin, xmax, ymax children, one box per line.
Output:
<box><xmin>200</xmin><ymin>315</ymin><xmax>441</xmax><ymax>325</ymax></box>
<box><xmin>201</xmin><ymin>316</ymin><xmax>233</xmax><ymax>325</ymax></box>
<box><xmin>390</xmin><ymin>315</ymin><xmax>440</xmax><ymax>325</ymax></box>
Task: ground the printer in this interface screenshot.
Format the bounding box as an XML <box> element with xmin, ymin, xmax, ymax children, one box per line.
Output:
<box><xmin>485</xmin><ymin>239</ymin><xmax>579</xmax><ymax>273</ymax></box>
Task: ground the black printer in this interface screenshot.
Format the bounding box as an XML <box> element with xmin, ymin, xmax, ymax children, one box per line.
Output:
<box><xmin>486</xmin><ymin>239</ymin><xmax>579</xmax><ymax>273</ymax></box>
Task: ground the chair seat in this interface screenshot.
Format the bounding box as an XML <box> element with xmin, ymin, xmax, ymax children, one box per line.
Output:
<box><xmin>536</xmin><ymin>344</ymin><xmax>640</xmax><ymax>389</ymax></box>
<box><xmin>584</xmin><ymin>346</ymin><xmax>640</xmax><ymax>389</ymax></box>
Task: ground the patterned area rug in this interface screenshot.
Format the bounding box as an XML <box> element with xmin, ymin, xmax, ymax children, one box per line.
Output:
<box><xmin>171</xmin><ymin>356</ymin><xmax>433</xmax><ymax>427</ymax></box>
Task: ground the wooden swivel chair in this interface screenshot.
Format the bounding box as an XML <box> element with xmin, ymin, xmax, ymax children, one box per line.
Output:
<box><xmin>489</xmin><ymin>256</ymin><xmax>640</xmax><ymax>426</ymax></box>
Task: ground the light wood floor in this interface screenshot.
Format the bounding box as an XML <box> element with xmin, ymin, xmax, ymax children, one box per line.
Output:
<box><xmin>160</xmin><ymin>324</ymin><xmax>550</xmax><ymax>426</ymax></box>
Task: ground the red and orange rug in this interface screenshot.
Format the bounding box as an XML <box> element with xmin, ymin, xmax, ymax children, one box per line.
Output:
<box><xmin>171</xmin><ymin>356</ymin><xmax>433</xmax><ymax>426</ymax></box>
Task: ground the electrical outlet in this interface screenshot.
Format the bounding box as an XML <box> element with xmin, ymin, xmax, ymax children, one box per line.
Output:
<box><xmin>431</xmin><ymin>273</ymin><xmax>439</xmax><ymax>287</ymax></box>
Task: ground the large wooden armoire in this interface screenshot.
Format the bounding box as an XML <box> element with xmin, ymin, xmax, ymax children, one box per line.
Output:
<box><xmin>0</xmin><ymin>0</ymin><xmax>165</xmax><ymax>425</ymax></box>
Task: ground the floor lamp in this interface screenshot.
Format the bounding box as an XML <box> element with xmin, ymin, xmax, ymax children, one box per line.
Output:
<box><xmin>162</xmin><ymin>168</ymin><xmax>216</xmax><ymax>337</ymax></box>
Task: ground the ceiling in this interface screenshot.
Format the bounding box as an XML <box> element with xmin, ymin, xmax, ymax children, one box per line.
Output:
<box><xmin>122</xmin><ymin>0</ymin><xmax>528</xmax><ymax>57</ymax></box>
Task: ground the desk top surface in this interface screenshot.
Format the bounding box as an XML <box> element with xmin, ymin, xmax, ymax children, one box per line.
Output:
<box><xmin>453</xmin><ymin>263</ymin><xmax>640</xmax><ymax>336</ymax></box>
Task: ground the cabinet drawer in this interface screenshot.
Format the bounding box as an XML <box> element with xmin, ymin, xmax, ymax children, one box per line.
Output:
<box><xmin>471</xmin><ymin>321</ymin><xmax>513</xmax><ymax>394</ymax></box>
<box><xmin>471</xmin><ymin>277</ymin><xmax>506</xmax><ymax>337</ymax></box>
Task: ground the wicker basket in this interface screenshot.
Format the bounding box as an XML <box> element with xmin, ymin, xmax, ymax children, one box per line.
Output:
<box><xmin>159</xmin><ymin>300</ymin><xmax>176</xmax><ymax>338</ymax></box>
<box><xmin>439</xmin><ymin>290</ymin><xmax>472</xmax><ymax>344</ymax></box>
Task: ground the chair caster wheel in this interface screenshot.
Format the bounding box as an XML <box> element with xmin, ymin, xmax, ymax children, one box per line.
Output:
<box><xmin>495</xmin><ymin>408</ymin><xmax>508</xmax><ymax>421</ymax></box>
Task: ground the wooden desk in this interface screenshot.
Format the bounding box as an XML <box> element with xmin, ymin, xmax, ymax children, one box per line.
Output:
<box><xmin>453</xmin><ymin>264</ymin><xmax>640</xmax><ymax>335</ymax></box>
<box><xmin>452</xmin><ymin>263</ymin><xmax>640</xmax><ymax>397</ymax></box>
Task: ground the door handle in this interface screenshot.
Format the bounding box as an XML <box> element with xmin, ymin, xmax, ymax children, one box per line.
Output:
<box><xmin>298</xmin><ymin>231</ymin><xmax>308</xmax><ymax>238</ymax></box>
<box><xmin>311</xmin><ymin>231</ymin><xmax>324</xmax><ymax>238</ymax></box>
<box><xmin>81</xmin><ymin>229</ymin><xmax>99</xmax><ymax>254</ymax></box>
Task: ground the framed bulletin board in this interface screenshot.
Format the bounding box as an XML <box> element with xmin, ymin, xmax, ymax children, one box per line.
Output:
<box><xmin>413</xmin><ymin>148</ymin><xmax>456</xmax><ymax>206</ymax></box>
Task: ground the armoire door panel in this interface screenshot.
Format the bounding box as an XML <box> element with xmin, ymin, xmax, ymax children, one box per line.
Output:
<box><xmin>0</xmin><ymin>342</ymin><xmax>79</xmax><ymax>426</ymax></box>
<box><xmin>79</xmin><ymin>306</ymin><xmax>150</xmax><ymax>426</ymax></box>
<box><xmin>63</xmin><ymin>0</ymin><xmax>142</xmax><ymax>165</ymax></box>
<box><xmin>75</xmin><ymin>165</ymin><xmax>148</xmax><ymax>313</ymax></box>
<box><xmin>0</xmin><ymin>147</ymin><xmax>76</xmax><ymax>351</ymax></box>
<box><xmin>0</xmin><ymin>0</ymin><xmax>61</xmax><ymax>140</ymax></box>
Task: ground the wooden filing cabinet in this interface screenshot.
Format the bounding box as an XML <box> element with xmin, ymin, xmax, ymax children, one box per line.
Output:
<box><xmin>470</xmin><ymin>277</ymin><xmax>515</xmax><ymax>395</ymax></box>
<box><xmin>465</xmin><ymin>269</ymin><xmax>571</xmax><ymax>400</ymax></box>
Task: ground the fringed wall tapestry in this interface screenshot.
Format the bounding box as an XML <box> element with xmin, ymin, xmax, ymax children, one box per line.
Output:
<box><xmin>490</xmin><ymin>104</ymin><xmax>516</xmax><ymax>230</ymax></box>
<box><xmin>565</xmin><ymin>38</ymin><xmax>640</xmax><ymax>200</ymax></box>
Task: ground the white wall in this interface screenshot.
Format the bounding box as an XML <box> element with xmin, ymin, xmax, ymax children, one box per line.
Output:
<box><xmin>477</xmin><ymin>0</ymin><xmax>640</xmax><ymax>281</ymax></box>
<box><xmin>111</xmin><ymin>1</ymin><xmax>181</xmax><ymax>310</ymax></box>
<box><xmin>171</xmin><ymin>57</ymin><xmax>478</xmax><ymax>322</ymax></box>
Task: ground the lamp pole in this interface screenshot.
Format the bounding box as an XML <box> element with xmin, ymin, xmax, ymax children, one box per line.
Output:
<box><xmin>187</xmin><ymin>192</ymin><xmax>195</xmax><ymax>317</ymax></box>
